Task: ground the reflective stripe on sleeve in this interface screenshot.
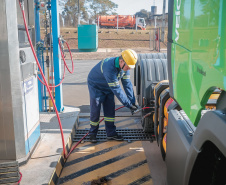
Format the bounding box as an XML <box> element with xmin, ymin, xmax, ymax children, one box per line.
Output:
<box><xmin>100</xmin><ymin>60</ymin><xmax>104</xmax><ymax>73</ymax></box>
<box><xmin>101</xmin><ymin>58</ymin><xmax>110</xmax><ymax>73</ymax></box>
<box><xmin>108</xmin><ymin>81</ymin><xmax>120</xmax><ymax>87</ymax></box>
<box><xmin>118</xmin><ymin>72</ymin><xmax>125</xmax><ymax>78</ymax></box>
<box><xmin>122</xmin><ymin>75</ymin><xmax>130</xmax><ymax>79</ymax></box>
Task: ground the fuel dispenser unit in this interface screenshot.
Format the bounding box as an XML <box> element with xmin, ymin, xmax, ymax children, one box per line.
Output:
<box><xmin>19</xmin><ymin>24</ymin><xmax>40</xmax><ymax>157</ymax></box>
<box><xmin>0</xmin><ymin>0</ymin><xmax>40</xmax><ymax>165</ymax></box>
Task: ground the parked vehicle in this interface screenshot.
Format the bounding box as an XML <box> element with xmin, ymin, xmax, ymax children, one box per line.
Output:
<box><xmin>135</xmin><ymin>0</ymin><xmax>226</xmax><ymax>184</ymax></box>
<box><xmin>97</xmin><ymin>15</ymin><xmax>146</xmax><ymax>30</ymax></box>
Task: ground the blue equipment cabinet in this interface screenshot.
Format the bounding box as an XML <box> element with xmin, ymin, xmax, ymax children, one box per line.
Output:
<box><xmin>78</xmin><ymin>24</ymin><xmax>98</xmax><ymax>52</ymax></box>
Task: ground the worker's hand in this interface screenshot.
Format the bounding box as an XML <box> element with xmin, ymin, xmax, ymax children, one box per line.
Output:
<box><xmin>130</xmin><ymin>105</ymin><xmax>138</xmax><ymax>115</ymax></box>
<box><xmin>132</xmin><ymin>103</ymin><xmax>138</xmax><ymax>109</ymax></box>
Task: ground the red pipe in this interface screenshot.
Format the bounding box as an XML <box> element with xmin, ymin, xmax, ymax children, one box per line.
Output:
<box><xmin>142</xmin><ymin>107</ymin><xmax>153</xmax><ymax>110</ymax></box>
<box><xmin>99</xmin><ymin>106</ymin><xmax>125</xmax><ymax>123</ymax></box>
<box><xmin>59</xmin><ymin>39</ymin><xmax>74</xmax><ymax>74</ymax></box>
<box><xmin>66</xmin><ymin>132</ymin><xmax>89</xmax><ymax>159</ymax></box>
<box><xmin>67</xmin><ymin>105</ymin><xmax>153</xmax><ymax>158</ymax></box>
<box><xmin>15</xmin><ymin>172</ymin><xmax>22</xmax><ymax>185</ymax></box>
<box><xmin>99</xmin><ymin>106</ymin><xmax>152</xmax><ymax>123</ymax></box>
<box><xmin>37</xmin><ymin>64</ymin><xmax>66</xmax><ymax>88</ymax></box>
<box><xmin>18</xmin><ymin>1</ymin><xmax>67</xmax><ymax>158</ymax></box>
<box><xmin>67</xmin><ymin>106</ymin><xmax>153</xmax><ymax>157</ymax></box>
<box><xmin>37</xmin><ymin>38</ymin><xmax>74</xmax><ymax>87</ymax></box>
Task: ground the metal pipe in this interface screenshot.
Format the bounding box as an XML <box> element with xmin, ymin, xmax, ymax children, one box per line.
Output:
<box><xmin>44</xmin><ymin>11</ymin><xmax>53</xmax><ymax>112</ymax></box>
<box><xmin>161</xmin><ymin>0</ymin><xmax>166</xmax><ymax>42</ymax></box>
<box><xmin>51</xmin><ymin>0</ymin><xmax>63</xmax><ymax>112</ymax></box>
<box><xmin>136</xmin><ymin>16</ymin><xmax>137</xmax><ymax>31</ymax></box>
<box><xmin>117</xmin><ymin>15</ymin><xmax>118</xmax><ymax>32</ymax></box>
<box><xmin>42</xmin><ymin>49</ymin><xmax>47</xmax><ymax>111</ymax></box>
<box><xmin>48</xmin><ymin>0</ymin><xmax>55</xmax><ymax>110</ymax></box>
<box><xmin>18</xmin><ymin>0</ymin><xmax>66</xmax><ymax>157</ymax></box>
<box><xmin>154</xmin><ymin>16</ymin><xmax>157</xmax><ymax>28</ymax></box>
<box><xmin>158</xmin><ymin>27</ymin><xmax>160</xmax><ymax>52</ymax></box>
<box><xmin>78</xmin><ymin>0</ymin><xmax>80</xmax><ymax>25</ymax></box>
<box><xmin>97</xmin><ymin>15</ymin><xmax>99</xmax><ymax>29</ymax></box>
<box><xmin>35</xmin><ymin>0</ymin><xmax>43</xmax><ymax>111</ymax></box>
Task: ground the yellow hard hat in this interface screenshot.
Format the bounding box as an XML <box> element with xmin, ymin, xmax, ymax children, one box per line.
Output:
<box><xmin>121</xmin><ymin>49</ymin><xmax>137</xmax><ymax>68</ymax></box>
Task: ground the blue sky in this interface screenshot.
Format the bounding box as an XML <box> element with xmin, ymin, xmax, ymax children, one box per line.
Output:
<box><xmin>110</xmin><ymin>0</ymin><xmax>168</xmax><ymax>15</ymax></box>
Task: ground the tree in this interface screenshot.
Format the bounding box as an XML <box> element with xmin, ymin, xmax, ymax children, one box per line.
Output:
<box><xmin>135</xmin><ymin>9</ymin><xmax>150</xmax><ymax>25</ymax></box>
<box><xmin>86</xmin><ymin>0</ymin><xmax>118</xmax><ymax>23</ymax></box>
<box><xmin>61</xmin><ymin>0</ymin><xmax>118</xmax><ymax>26</ymax></box>
<box><xmin>62</xmin><ymin>0</ymin><xmax>88</xmax><ymax>27</ymax></box>
<box><xmin>135</xmin><ymin>9</ymin><xmax>149</xmax><ymax>19</ymax></box>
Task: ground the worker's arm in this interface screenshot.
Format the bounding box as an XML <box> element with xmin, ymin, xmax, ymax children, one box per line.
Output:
<box><xmin>121</xmin><ymin>70</ymin><xmax>135</xmax><ymax>104</ymax></box>
<box><xmin>103</xmin><ymin>67</ymin><xmax>132</xmax><ymax>108</ymax></box>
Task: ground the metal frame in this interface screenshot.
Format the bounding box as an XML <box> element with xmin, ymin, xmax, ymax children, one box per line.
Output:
<box><xmin>34</xmin><ymin>0</ymin><xmax>63</xmax><ymax>112</ymax></box>
<box><xmin>51</xmin><ymin>0</ymin><xmax>63</xmax><ymax>112</ymax></box>
<box><xmin>34</xmin><ymin>0</ymin><xmax>44</xmax><ymax>111</ymax></box>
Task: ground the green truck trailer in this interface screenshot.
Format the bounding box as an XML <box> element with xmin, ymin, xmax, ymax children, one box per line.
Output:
<box><xmin>135</xmin><ymin>0</ymin><xmax>226</xmax><ymax>184</ymax></box>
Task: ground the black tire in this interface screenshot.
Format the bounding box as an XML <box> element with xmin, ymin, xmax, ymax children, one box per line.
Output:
<box><xmin>189</xmin><ymin>142</ymin><xmax>226</xmax><ymax>185</ymax></box>
<box><xmin>140</xmin><ymin>59</ymin><xmax>168</xmax><ymax>107</ymax></box>
<box><xmin>135</xmin><ymin>53</ymin><xmax>167</xmax><ymax>105</ymax></box>
<box><xmin>136</xmin><ymin>54</ymin><xmax>147</xmax><ymax>92</ymax></box>
<box><xmin>139</xmin><ymin>58</ymin><xmax>168</xmax><ymax>135</ymax></box>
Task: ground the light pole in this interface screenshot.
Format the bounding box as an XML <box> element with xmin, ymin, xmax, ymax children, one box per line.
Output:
<box><xmin>78</xmin><ymin>0</ymin><xmax>80</xmax><ymax>25</ymax></box>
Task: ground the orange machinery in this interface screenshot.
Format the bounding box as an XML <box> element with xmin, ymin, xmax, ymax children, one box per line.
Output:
<box><xmin>97</xmin><ymin>15</ymin><xmax>146</xmax><ymax>30</ymax></box>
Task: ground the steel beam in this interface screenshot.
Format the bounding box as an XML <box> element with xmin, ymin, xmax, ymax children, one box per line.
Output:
<box><xmin>51</xmin><ymin>0</ymin><xmax>63</xmax><ymax>111</ymax></box>
<box><xmin>34</xmin><ymin>0</ymin><xmax>44</xmax><ymax>112</ymax></box>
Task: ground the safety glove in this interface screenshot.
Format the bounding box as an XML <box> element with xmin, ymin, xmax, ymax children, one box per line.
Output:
<box><xmin>130</xmin><ymin>105</ymin><xmax>138</xmax><ymax>115</ymax></box>
<box><xmin>132</xmin><ymin>103</ymin><xmax>138</xmax><ymax>109</ymax></box>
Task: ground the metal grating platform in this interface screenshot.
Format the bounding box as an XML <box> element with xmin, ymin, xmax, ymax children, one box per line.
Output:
<box><xmin>73</xmin><ymin>129</ymin><xmax>155</xmax><ymax>142</ymax></box>
<box><xmin>0</xmin><ymin>161</ymin><xmax>20</xmax><ymax>184</ymax></box>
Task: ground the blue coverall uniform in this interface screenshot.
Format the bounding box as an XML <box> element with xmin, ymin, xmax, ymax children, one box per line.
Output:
<box><xmin>88</xmin><ymin>57</ymin><xmax>135</xmax><ymax>137</ymax></box>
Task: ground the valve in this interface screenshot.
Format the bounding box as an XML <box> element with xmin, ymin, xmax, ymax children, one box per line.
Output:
<box><xmin>142</xmin><ymin>97</ymin><xmax>147</xmax><ymax>108</ymax></box>
<box><xmin>133</xmin><ymin>108</ymin><xmax>142</xmax><ymax>114</ymax></box>
<box><xmin>19</xmin><ymin>0</ymin><xmax>24</xmax><ymax>10</ymax></box>
<box><xmin>46</xmin><ymin>56</ymin><xmax>49</xmax><ymax>67</ymax></box>
<box><xmin>59</xmin><ymin>36</ymin><xmax>66</xmax><ymax>58</ymax></box>
<box><xmin>46</xmin><ymin>1</ymin><xmax>51</xmax><ymax>10</ymax></box>
<box><xmin>39</xmin><ymin>1</ymin><xmax>47</xmax><ymax>11</ymax></box>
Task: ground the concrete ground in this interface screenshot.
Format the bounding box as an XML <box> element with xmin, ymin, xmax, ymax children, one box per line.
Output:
<box><xmin>19</xmin><ymin>48</ymin><xmax>167</xmax><ymax>185</ymax></box>
<box><xmin>20</xmin><ymin>107</ymin><xmax>80</xmax><ymax>185</ymax></box>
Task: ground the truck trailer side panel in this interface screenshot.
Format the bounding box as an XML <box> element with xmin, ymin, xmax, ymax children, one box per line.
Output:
<box><xmin>169</xmin><ymin>0</ymin><xmax>226</xmax><ymax>126</ymax></box>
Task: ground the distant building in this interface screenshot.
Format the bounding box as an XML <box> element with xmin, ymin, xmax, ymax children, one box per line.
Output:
<box><xmin>149</xmin><ymin>6</ymin><xmax>168</xmax><ymax>27</ymax></box>
<box><xmin>150</xmin><ymin>6</ymin><xmax>157</xmax><ymax>18</ymax></box>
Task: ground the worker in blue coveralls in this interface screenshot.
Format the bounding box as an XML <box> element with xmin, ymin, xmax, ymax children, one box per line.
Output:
<box><xmin>87</xmin><ymin>49</ymin><xmax>139</xmax><ymax>143</ymax></box>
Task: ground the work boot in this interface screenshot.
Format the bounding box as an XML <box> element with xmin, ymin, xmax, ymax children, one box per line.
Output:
<box><xmin>107</xmin><ymin>134</ymin><xmax>123</xmax><ymax>141</ymax></box>
<box><xmin>89</xmin><ymin>135</ymin><xmax>97</xmax><ymax>143</ymax></box>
